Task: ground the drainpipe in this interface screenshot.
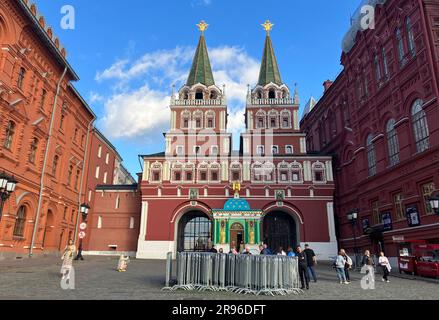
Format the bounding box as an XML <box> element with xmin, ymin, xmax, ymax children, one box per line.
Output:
<box><xmin>30</xmin><ymin>67</ymin><xmax>68</xmax><ymax>257</ymax></box>
<box><xmin>73</xmin><ymin>121</ymin><xmax>93</xmax><ymax>246</ymax></box>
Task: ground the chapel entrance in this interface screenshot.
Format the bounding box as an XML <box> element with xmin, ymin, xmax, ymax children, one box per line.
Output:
<box><xmin>230</xmin><ymin>223</ymin><xmax>244</xmax><ymax>252</ymax></box>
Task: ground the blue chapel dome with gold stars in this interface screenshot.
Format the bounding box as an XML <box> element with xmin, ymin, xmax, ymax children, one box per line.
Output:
<box><xmin>222</xmin><ymin>198</ymin><xmax>251</xmax><ymax>211</ymax></box>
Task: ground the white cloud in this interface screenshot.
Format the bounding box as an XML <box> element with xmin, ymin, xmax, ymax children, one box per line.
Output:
<box><xmin>99</xmin><ymin>85</ymin><xmax>170</xmax><ymax>139</ymax></box>
<box><xmin>89</xmin><ymin>91</ymin><xmax>104</xmax><ymax>103</ymax></box>
<box><xmin>96</xmin><ymin>45</ymin><xmax>260</xmax><ymax>146</ymax></box>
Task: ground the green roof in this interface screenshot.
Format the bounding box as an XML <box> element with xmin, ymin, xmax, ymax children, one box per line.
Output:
<box><xmin>186</xmin><ymin>35</ymin><xmax>215</xmax><ymax>87</ymax></box>
<box><xmin>258</xmin><ymin>35</ymin><xmax>283</xmax><ymax>86</ymax></box>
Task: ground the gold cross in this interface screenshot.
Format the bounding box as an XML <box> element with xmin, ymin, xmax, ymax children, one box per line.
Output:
<box><xmin>261</xmin><ymin>20</ymin><xmax>274</xmax><ymax>34</ymax></box>
<box><xmin>197</xmin><ymin>20</ymin><xmax>209</xmax><ymax>34</ymax></box>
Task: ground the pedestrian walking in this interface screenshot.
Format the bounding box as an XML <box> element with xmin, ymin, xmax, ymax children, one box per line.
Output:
<box><xmin>74</xmin><ymin>243</ymin><xmax>84</xmax><ymax>261</ymax></box>
<box><xmin>362</xmin><ymin>250</ymin><xmax>375</xmax><ymax>272</ymax></box>
<box><xmin>296</xmin><ymin>246</ymin><xmax>309</xmax><ymax>290</ymax></box>
<box><xmin>335</xmin><ymin>250</ymin><xmax>349</xmax><ymax>284</ymax></box>
<box><xmin>304</xmin><ymin>244</ymin><xmax>317</xmax><ymax>282</ymax></box>
<box><xmin>378</xmin><ymin>252</ymin><xmax>391</xmax><ymax>283</ymax></box>
<box><xmin>340</xmin><ymin>249</ymin><xmax>352</xmax><ymax>282</ymax></box>
<box><xmin>61</xmin><ymin>239</ymin><xmax>76</xmax><ymax>278</ymax></box>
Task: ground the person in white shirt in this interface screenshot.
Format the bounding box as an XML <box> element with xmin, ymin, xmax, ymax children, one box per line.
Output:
<box><xmin>378</xmin><ymin>252</ymin><xmax>391</xmax><ymax>283</ymax></box>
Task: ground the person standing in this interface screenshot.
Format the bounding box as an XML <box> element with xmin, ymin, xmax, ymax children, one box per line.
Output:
<box><xmin>242</xmin><ymin>246</ymin><xmax>252</xmax><ymax>255</ymax></box>
<box><xmin>296</xmin><ymin>246</ymin><xmax>309</xmax><ymax>290</ymax></box>
<box><xmin>378</xmin><ymin>252</ymin><xmax>391</xmax><ymax>283</ymax></box>
<box><xmin>277</xmin><ymin>247</ymin><xmax>286</xmax><ymax>256</ymax></box>
<box><xmin>261</xmin><ymin>244</ymin><xmax>272</xmax><ymax>255</ymax></box>
<box><xmin>362</xmin><ymin>250</ymin><xmax>375</xmax><ymax>271</ymax></box>
<box><xmin>304</xmin><ymin>244</ymin><xmax>317</xmax><ymax>282</ymax></box>
<box><xmin>61</xmin><ymin>239</ymin><xmax>76</xmax><ymax>278</ymax></box>
<box><xmin>335</xmin><ymin>250</ymin><xmax>349</xmax><ymax>284</ymax></box>
<box><xmin>340</xmin><ymin>249</ymin><xmax>352</xmax><ymax>283</ymax></box>
<box><xmin>287</xmin><ymin>246</ymin><xmax>296</xmax><ymax>257</ymax></box>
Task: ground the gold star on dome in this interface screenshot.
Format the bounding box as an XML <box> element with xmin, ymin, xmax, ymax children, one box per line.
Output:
<box><xmin>197</xmin><ymin>20</ymin><xmax>209</xmax><ymax>34</ymax></box>
<box><xmin>261</xmin><ymin>20</ymin><xmax>274</xmax><ymax>34</ymax></box>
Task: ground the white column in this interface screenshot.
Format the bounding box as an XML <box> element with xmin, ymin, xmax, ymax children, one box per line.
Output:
<box><xmin>300</xmin><ymin>137</ymin><xmax>307</xmax><ymax>154</ymax></box>
<box><xmin>327</xmin><ymin>202</ymin><xmax>336</xmax><ymax>242</ymax></box>
<box><xmin>294</xmin><ymin>110</ymin><xmax>299</xmax><ymax>130</ymax></box>
<box><xmin>303</xmin><ymin>161</ymin><xmax>312</xmax><ymax>181</ymax></box>
<box><xmin>142</xmin><ymin>161</ymin><xmax>150</xmax><ymax>181</ymax></box>
<box><xmin>325</xmin><ymin>161</ymin><xmax>334</xmax><ymax>182</ymax></box>
<box><xmin>138</xmin><ymin>201</ymin><xmax>149</xmax><ymax>241</ymax></box>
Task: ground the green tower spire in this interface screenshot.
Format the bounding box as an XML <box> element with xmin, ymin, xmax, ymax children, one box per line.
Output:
<box><xmin>186</xmin><ymin>21</ymin><xmax>215</xmax><ymax>87</ymax></box>
<box><xmin>258</xmin><ymin>20</ymin><xmax>283</xmax><ymax>86</ymax></box>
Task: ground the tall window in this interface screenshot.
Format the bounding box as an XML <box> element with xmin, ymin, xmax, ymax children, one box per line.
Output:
<box><xmin>374</xmin><ymin>53</ymin><xmax>381</xmax><ymax>82</ymax></box>
<box><xmin>60</xmin><ymin>103</ymin><xmax>67</xmax><ymax>130</ymax></box>
<box><xmin>4</xmin><ymin>121</ymin><xmax>15</xmax><ymax>150</ymax></box>
<box><xmin>98</xmin><ymin>145</ymin><xmax>102</xmax><ymax>158</ymax></box>
<box><xmin>412</xmin><ymin>99</ymin><xmax>430</xmax><ymax>153</ymax></box>
<box><xmin>13</xmin><ymin>206</ymin><xmax>27</xmax><ymax>237</ymax></box>
<box><xmin>396</xmin><ymin>28</ymin><xmax>405</xmax><ymax>64</ymax></box>
<box><xmin>394</xmin><ymin>193</ymin><xmax>405</xmax><ymax>221</ymax></box>
<box><xmin>286</xmin><ymin>145</ymin><xmax>293</xmax><ymax>155</ymax></box>
<box><xmin>75</xmin><ymin>169</ymin><xmax>80</xmax><ymax>190</ymax></box>
<box><xmin>40</xmin><ymin>89</ymin><xmax>47</xmax><ymax>109</ymax></box>
<box><xmin>29</xmin><ymin>138</ymin><xmax>38</xmax><ymax>164</ymax></box>
<box><xmin>382</xmin><ymin>48</ymin><xmax>389</xmax><ymax>79</ymax></box>
<box><xmin>406</xmin><ymin>17</ymin><xmax>416</xmax><ymax>56</ymax></box>
<box><xmin>367</xmin><ymin>134</ymin><xmax>377</xmax><ymax>176</ymax></box>
<box><xmin>67</xmin><ymin>165</ymin><xmax>73</xmax><ymax>186</ymax></box>
<box><xmin>17</xmin><ymin>68</ymin><xmax>26</xmax><ymax>89</ymax></box>
<box><xmin>52</xmin><ymin>155</ymin><xmax>59</xmax><ymax>177</ymax></box>
<box><xmin>387</xmin><ymin>119</ymin><xmax>400</xmax><ymax>166</ymax></box>
<box><xmin>372</xmin><ymin>200</ymin><xmax>380</xmax><ymax>225</ymax></box>
<box><xmin>422</xmin><ymin>182</ymin><xmax>436</xmax><ymax>215</ymax></box>
<box><xmin>95</xmin><ymin>166</ymin><xmax>100</xmax><ymax>179</ymax></box>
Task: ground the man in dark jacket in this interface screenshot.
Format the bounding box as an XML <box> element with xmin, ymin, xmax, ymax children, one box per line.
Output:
<box><xmin>296</xmin><ymin>246</ymin><xmax>309</xmax><ymax>290</ymax></box>
<box><xmin>304</xmin><ymin>244</ymin><xmax>317</xmax><ymax>282</ymax></box>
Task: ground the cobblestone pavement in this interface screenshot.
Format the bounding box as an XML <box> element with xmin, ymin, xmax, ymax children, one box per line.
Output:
<box><xmin>0</xmin><ymin>256</ymin><xmax>438</xmax><ymax>300</ymax></box>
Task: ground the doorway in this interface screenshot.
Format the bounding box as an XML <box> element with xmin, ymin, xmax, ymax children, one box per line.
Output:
<box><xmin>230</xmin><ymin>223</ymin><xmax>244</xmax><ymax>252</ymax></box>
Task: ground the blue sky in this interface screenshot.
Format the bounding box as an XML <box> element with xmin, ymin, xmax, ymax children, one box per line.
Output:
<box><xmin>34</xmin><ymin>0</ymin><xmax>360</xmax><ymax>176</ymax></box>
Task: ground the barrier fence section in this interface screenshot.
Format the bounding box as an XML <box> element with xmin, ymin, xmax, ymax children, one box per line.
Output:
<box><xmin>163</xmin><ymin>252</ymin><xmax>303</xmax><ymax>296</ymax></box>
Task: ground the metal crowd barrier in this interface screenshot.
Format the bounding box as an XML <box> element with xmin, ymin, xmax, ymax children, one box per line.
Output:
<box><xmin>163</xmin><ymin>252</ymin><xmax>302</xmax><ymax>296</ymax></box>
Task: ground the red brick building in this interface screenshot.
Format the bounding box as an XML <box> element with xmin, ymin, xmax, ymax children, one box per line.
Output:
<box><xmin>0</xmin><ymin>0</ymin><xmax>96</xmax><ymax>258</ymax></box>
<box><xmin>137</xmin><ymin>22</ymin><xmax>337</xmax><ymax>260</ymax></box>
<box><xmin>301</xmin><ymin>0</ymin><xmax>439</xmax><ymax>265</ymax></box>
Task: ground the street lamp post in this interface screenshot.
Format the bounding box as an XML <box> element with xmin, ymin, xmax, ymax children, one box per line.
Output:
<box><xmin>75</xmin><ymin>203</ymin><xmax>90</xmax><ymax>261</ymax></box>
<box><xmin>0</xmin><ymin>172</ymin><xmax>18</xmax><ymax>222</ymax></box>
<box><xmin>347</xmin><ymin>210</ymin><xmax>359</xmax><ymax>270</ymax></box>
<box><xmin>429</xmin><ymin>194</ymin><xmax>439</xmax><ymax>215</ymax></box>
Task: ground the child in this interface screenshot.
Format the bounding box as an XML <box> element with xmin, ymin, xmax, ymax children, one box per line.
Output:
<box><xmin>117</xmin><ymin>254</ymin><xmax>130</xmax><ymax>272</ymax></box>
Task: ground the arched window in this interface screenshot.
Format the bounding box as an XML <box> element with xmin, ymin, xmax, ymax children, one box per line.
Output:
<box><xmin>281</xmin><ymin>89</ymin><xmax>289</xmax><ymax>99</ymax></box>
<box><xmin>412</xmin><ymin>99</ymin><xmax>430</xmax><ymax>153</ymax></box>
<box><xmin>205</xmin><ymin>111</ymin><xmax>215</xmax><ymax>129</ymax></box>
<box><xmin>230</xmin><ymin>163</ymin><xmax>242</xmax><ymax>182</ymax></box>
<box><xmin>268</xmin><ymin>89</ymin><xmax>276</xmax><ymax>99</ymax></box>
<box><xmin>52</xmin><ymin>155</ymin><xmax>59</xmax><ymax>177</ymax></box>
<box><xmin>198</xmin><ymin>163</ymin><xmax>208</xmax><ymax>182</ymax></box>
<box><xmin>406</xmin><ymin>17</ymin><xmax>416</xmax><ymax>56</ymax></box>
<box><xmin>13</xmin><ymin>206</ymin><xmax>27</xmax><ymax>237</ymax></box>
<box><xmin>312</xmin><ymin>162</ymin><xmax>326</xmax><ymax>182</ymax></box>
<box><xmin>374</xmin><ymin>53</ymin><xmax>381</xmax><ymax>82</ymax></box>
<box><xmin>181</xmin><ymin>110</ymin><xmax>191</xmax><ymax>129</ymax></box>
<box><xmin>367</xmin><ymin>134</ymin><xmax>377</xmax><ymax>176</ymax></box>
<box><xmin>281</xmin><ymin>110</ymin><xmax>291</xmax><ymax>128</ymax></box>
<box><xmin>150</xmin><ymin>163</ymin><xmax>162</xmax><ymax>182</ymax></box>
<box><xmin>193</xmin><ymin>111</ymin><xmax>203</xmax><ymax>129</ymax></box>
<box><xmin>60</xmin><ymin>103</ymin><xmax>67</xmax><ymax>130</ymax></box>
<box><xmin>17</xmin><ymin>67</ymin><xmax>26</xmax><ymax>89</ymax></box>
<box><xmin>268</xmin><ymin>110</ymin><xmax>278</xmax><ymax>128</ymax></box>
<box><xmin>195</xmin><ymin>89</ymin><xmax>203</xmax><ymax>100</ymax></box>
<box><xmin>291</xmin><ymin>162</ymin><xmax>303</xmax><ymax>182</ymax></box>
<box><xmin>256</xmin><ymin>90</ymin><xmax>263</xmax><ymax>99</ymax></box>
<box><xmin>75</xmin><ymin>169</ymin><xmax>80</xmax><ymax>190</ymax></box>
<box><xmin>171</xmin><ymin>163</ymin><xmax>183</xmax><ymax>182</ymax></box>
<box><xmin>285</xmin><ymin>145</ymin><xmax>293</xmax><ymax>155</ymax></box>
<box><xmin>209</xmin><ymin>163</ymin><xmax>220</xmax><ymax>182</ymax></box>
<box><xmin>382</xmin><ymin>47</ymin><xmax>389</xmax><ymax>79</ymax></box>
<box><xmin>209</xmin><ymin>90</ymin><xmax>218</xmax><ymax>100</ymax></box>
<box><xmin>386</xmin><ymin>119</ymin><xmax>400</xmax><ymax>166</ymax></box>
<box><xmin>182</xmin><ymin>90</ymin><xmax>189</xmax><ymax>100</ymax></box>
<box><xmin>396</xmin><ymin>28</ymin><xmax>405</xmax><ymax>63</ymax></box>
<box><xmin>184</xmin><ymin>163</ymin><xmax>195</xmax><ymax>182</ymax></box>
<box><xmin>278</xmin><ymin>162</ymin><xmax>290</xmax><ymax>182</ymax></box>
<box><xmin>256</xmin><ymin>110</ymin><xmax>266</xmax><ymax>129</ymax></box>
<box><xmin>4</xmin><ymin>121</ymin><xmax>15</xmax><ymax>150</ymax></box>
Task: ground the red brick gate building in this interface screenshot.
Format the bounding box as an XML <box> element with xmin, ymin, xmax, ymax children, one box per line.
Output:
<box><xmin>301</xmin><ymin>0</ymin><xmax>439</xmax><ymax>265</ymax></box>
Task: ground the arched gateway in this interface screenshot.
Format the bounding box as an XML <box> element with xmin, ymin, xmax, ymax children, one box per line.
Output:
<box><xmin>177</xmin><ymin>211</ymin><xmax>212</xmax><ymax>252</ymax></box>
<box><xmin>263</xmin><ymin>211</ymin><xmax>298</xmax><ymax>252</ymax></box>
